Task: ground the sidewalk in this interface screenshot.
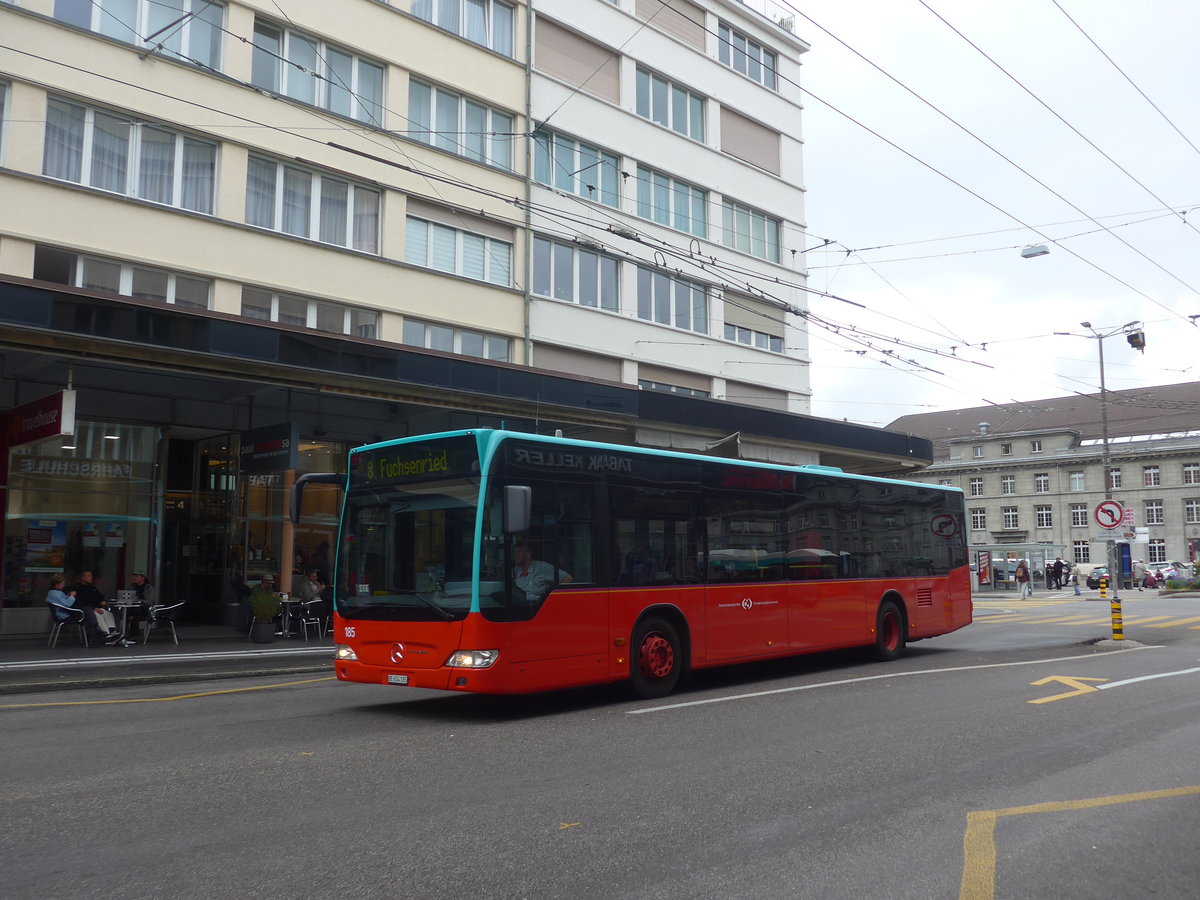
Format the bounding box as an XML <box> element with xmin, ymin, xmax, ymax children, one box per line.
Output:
<box><xmin>0</xmin><ymin>624</ymin><xmax>334</xmax><ymax>695</ymax></box>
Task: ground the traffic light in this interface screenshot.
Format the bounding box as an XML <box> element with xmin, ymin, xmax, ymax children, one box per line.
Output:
<box><xmin>1127</xmin><ymin>330</ymin><xmax>1145</xmax><ymax>352</ymax></box>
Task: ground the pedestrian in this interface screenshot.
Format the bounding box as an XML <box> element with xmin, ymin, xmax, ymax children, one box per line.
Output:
<box><xmin>1070</xmin><ymin>561</ymin><xmax>1084</xmax><ymax>596</ymax></box>
<box><xmin>1052</xmin><ymin>557</ymin><xmax>1065</xmax><ymax>590</ymax></box>
<box><xmin>1015</xmin><ymin>560</ymin><xmax>1032</xmax><ymax>599</ymax></box>
<box><xmin>1133</xmin><ymin>560</ymin><xmax>1146</xmax><ymax>591</ymax></box>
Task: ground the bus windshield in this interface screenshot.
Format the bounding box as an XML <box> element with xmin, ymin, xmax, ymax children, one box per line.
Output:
<box><xmin>337</xmin><ymin>437</ymin><xmax>482</xmax><ymax>621</ymax></box>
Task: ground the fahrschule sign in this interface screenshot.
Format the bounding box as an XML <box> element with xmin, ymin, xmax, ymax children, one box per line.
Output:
<box><xmin>9</xmin><ymin>390</ymin><xmax>76</xmax><ymax>448</ymax></box>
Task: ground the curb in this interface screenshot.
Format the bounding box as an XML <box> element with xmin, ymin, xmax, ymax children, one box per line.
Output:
<box><xmin>0</xmin><ymin>662</ymin><xmax>333</xmax><ymax>696</ymax></box>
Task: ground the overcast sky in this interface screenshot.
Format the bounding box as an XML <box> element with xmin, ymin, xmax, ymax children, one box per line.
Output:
<box><xmin>784</xmin><ymin>0</ymin><xmax>1200</xmax><ymax>428</ymax></box>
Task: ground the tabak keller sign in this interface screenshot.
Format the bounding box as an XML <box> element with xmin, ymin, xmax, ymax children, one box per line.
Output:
<box><xmin>239</xmin><ymin>422</ymin><xmax>298</xmax><ymax>474</ymax></box>
<box><xmin>9</xmin><ymin>390</ymin><xmax>77</xmax><ymax>448</ymax></box>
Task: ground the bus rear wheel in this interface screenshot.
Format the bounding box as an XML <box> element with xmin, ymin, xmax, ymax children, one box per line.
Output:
<box><xmin>630</xmin><ymin>616</ymin><xmax>682</xmax><ymax>699</ymax></box>
<box><xmin>874</xmin><ymin>600</ymin><xmax>906</xmax><ymax>661</ymax></box>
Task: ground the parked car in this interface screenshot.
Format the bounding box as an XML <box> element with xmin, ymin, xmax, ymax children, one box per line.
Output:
<box><xmin>1085</xmin><ymin>566</ymin><xmax>1110</xmax><ymax>589</ymax></box>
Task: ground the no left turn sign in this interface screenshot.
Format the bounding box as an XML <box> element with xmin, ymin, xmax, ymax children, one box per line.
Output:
<box><xmin>1094</xmin><ymin>499</ymin><xmax>1124</xmax><ymax>529</ymax></box>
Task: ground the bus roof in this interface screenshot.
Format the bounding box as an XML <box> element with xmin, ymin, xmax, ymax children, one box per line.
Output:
<box><xmin>350</xmin><ymin>428</ymin><xmax>959</xmax><ymax>494</ymax></box>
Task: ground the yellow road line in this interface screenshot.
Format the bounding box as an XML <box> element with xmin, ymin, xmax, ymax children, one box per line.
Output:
<box><xmin>960</xmin><ymin>785</ymin><xmax>1200</xmax><ymax>900</ymax></box>
<box><xmin>0</xmin><ymin>676</ymin><xmax>336</xmax><ymax>710</ymax></box>
<box><xmin>1145</xmin><ymin>616</ymin><xmax>1200</xmax><ymax>628</ymax></box>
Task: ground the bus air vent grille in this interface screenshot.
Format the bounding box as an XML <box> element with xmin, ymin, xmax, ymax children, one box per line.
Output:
<box><xmin>916</xmin><ymin>589</ymin><xmax>933</xmax><ymax>608</ymax></box>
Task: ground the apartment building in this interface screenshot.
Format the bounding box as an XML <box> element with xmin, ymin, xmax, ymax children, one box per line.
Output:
<box><xmin>0</xmin><ymin>0</ymin><xmax>933</xmax><ymax>631</ymax></box>
<box><xmin>887</xmin><ymin>383</ymin><xmax>1200</xmax><ymax>571</ymax></box>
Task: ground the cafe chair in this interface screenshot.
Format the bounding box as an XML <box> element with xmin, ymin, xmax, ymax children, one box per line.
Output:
<box><xmin>143</xmin><ymin>601</ymin><xmax>185</xmax><ymax>645</ymax></box>
<box><xmin>296</xmin><ymin>599</ymin><xmax>327</xmax><ymax>641</ymax></box>
<box><xmin>47</xmin><ymin>601</ymin><xmax>89</xmax><ymax>648</ymax></box>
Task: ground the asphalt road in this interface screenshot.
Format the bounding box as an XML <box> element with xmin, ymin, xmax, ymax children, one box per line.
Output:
<box><xmin>4</xmin><ymin>595</ymin><xmax>1199</xmax><ymax>899</ymax></box>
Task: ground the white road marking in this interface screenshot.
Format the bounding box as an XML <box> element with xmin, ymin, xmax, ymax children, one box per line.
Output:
<box><xmin>628</xmin><ymin>645</ymin><xmax>1162</xmax><ymax>715</ymax></box>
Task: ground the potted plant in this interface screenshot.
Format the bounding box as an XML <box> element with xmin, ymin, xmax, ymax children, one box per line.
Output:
<box><xmin>248</xmin><ymin>590</ymin><xmax>280</xmax><ymax>643</ymax></box>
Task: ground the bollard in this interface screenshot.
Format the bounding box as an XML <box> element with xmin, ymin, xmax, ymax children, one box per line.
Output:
<box><xmin>1099</xmin><ymin>574</ymin><xmax>1108</xmax><ymax>600</ymax></box>
<box><xmin>1110</xmin><ymin>597</ymin><xmax>1124</xmax><ymax>640</ymax></box>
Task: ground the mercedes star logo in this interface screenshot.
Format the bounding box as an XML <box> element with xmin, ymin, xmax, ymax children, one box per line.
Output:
<box><xmin>390</xmin><ymin>643</ymin><xmax>405</xmax><ymax>663</ymax></box>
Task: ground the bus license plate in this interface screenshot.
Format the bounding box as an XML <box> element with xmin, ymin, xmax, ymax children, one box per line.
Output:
<box><xmin>387</xmin><ymin>674</ymin><xmax>409</xmax><ymax>686</ymax></box>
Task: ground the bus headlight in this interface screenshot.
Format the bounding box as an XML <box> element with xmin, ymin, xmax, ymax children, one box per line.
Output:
<box><xmin>445</xmin><ymin>649</ymin><xmax>499</xmax><ymax>668</ymax></box>
<box><xmin>334</xmin><ymin>644</ymin><xmax>358</xmax><ymax>661</ymax></box>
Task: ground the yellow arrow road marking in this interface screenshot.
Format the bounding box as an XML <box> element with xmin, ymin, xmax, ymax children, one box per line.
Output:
<box><xmin>1028</xmin><ymin>675</ymin><xmax>1108</xmax><ymax>704</ymax></box>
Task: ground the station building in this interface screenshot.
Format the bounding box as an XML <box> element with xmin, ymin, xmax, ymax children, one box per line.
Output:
<box><xmin>0</xmin><ymin>0</ymin><xmax>934</xmax><ymax>633</ymax></box>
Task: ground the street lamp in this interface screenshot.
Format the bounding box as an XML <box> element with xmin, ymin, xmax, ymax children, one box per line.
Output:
<box><xmin>1055</xmin><ymin>320</ymin><xmax>1141</xmax><ymax>637</ymax></box>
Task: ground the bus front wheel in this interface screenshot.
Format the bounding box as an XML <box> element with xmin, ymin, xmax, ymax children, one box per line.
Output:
<box><xmin>874</xmin><ymin>600</ymin><xmax>906</xmax><ymax>661</ymax></box>
<box><xmin>630</xmin><ymin>616</ymin><xmax>682</xmax><ymax>699</ymax></box>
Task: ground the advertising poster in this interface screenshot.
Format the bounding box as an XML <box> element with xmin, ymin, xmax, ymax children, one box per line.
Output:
<box><xmin>26</xmin><ymin>520</ymin><xmax>67</xmax><ymax>572</ymax></box>
<box><xmin>105</xmin><ymin>523</ymin><xmax>125</xmax><ymax>548</ymax></box>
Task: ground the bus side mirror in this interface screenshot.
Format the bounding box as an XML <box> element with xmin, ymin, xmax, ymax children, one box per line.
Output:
<box><xmin>504</xmin><ymin>485</ymin><xmax>531</xmax><ymax>533</ymax></box>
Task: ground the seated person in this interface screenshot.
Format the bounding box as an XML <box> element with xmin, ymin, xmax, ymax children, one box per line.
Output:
<box><xmin>124</xmin><ymin>572</ymin><xmax>155</xmax><ymax>639</ymax></box>
<box><xmin>295</xmin><ymin>569</ymin><xmax>326</xmax><ymax>603</ymax></box>
<box><xmin>512</xmin><ymin>542</ymin><xmax>572</xmax><ymax>604</ymax></box>
<box><xmin>73</xmin><ymin>569</ymin><xmax>132</xmax><ymax>646</ymax></box>
<box><xmin>47</xmin><ymin>574</ymin><xmax>83</xmax><ymax>634</ymax></box>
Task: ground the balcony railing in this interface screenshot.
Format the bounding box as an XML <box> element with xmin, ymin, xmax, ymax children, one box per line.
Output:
<box><xmin>735</xmin><ymin>0</ymin><xmax>796</xmax><ymax>34</ymax></box>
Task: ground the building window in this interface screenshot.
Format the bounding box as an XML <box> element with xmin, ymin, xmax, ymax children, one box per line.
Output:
<box><xmin>1185</xmin><ymin>499</ymin><xmax>1200</xmax><ymax>524</ymax></box>
<box><xmin>246</xmin><ymin>156</ymin><xmax>380</xmax><ymax>253</ymax></box>
<box><xmin>1001</xmin><ymin>475</ymin><xmax>1016</xmax><ymax>495</ymax></box>
<box><xmin>51</xmin><ymin>250</ymin><xmax>211</xmax><ymax>308</ymax></box>
<box><xmin>1148</xmin><ymin>539</ymin><xmax>1166</xmax><ymax>564</ymax></box>
<box><xmin>1145</xmin><ymin>499</ymin><xmax>1163</xmax><ymax>525</ymax></box>
<box><xmin>411</xmin><ymin>0</ymin><xmax>515</xmax><ymax>57</ymax></box>
<box><xmin>634</xmin><ymin>67</ymin><xmax>704</xmax><ymax>141</ymax></box>
<box><xmin>1071</xmin><ymin>504</ymin><xmax>1088</xmax><ymax>527</ymax></box>
<box><xmin>1143</xmin><ymin>465</ymin><xmax>1160</xmax><ymax>487</ymax></box>
<box><xmin>723</xmin><ymin>323</ymin><xmax>783</xmax><ymax>353</ymax></box>
<box><xmin>1069</xmin><ymin>471</ymin><xmax>1085</xmax><ymax>491</ymax></box>
<box><xmin>638</xmin><ymin>379</ymin><xmax>709</xmax><ymax>399</ymax></box>
<box><xmin>1072</xmin><ymin>541</ymin><xmax>1090</xmax><ymax>564</ymax></box>
<box><xmin>408</xmin><ymin>80</ymin><xmax>513</xmax><ymax>169</ymax></box>
<box><xmin>635</xmin><ymin>166</ymin><xmax>706</xmax><ymax>236</ymax></box>
<box><xmin>251</xmin><ymin>19</ymin><xmax>384</xmax><ymax>125</ymax></box>
<box><xmin>970</xmin><ymin>508</ymin><xmax>986</xmax><ymax>531</ymax></box>
<box><xmin>1035</xmin><ymin>505</ymin><xmax>1052</xmax><ymax>528</ymax></box>
<box><xmin>44</xmin><ymin>98</ymin><xmax>216</xmax><ymax>214</ymax></box>
<box><xmin>717</xmin><ymin>22</ymin><xmax>777</xmax><ymax>89</ymax></box>
<box><xmin>241</xmin><ymin>287</ymin><xmax>378</xmax><ymax>337</ymax></box>
<box><xmin>1109</xmin><ymin>468</ymin><xmax>1122</xmax><ymax>489</ymax></box>
<box><xmin>403</xmin><ymin>317</ymin><xmax>510</xmax><ymax>361</ymax></box>
<box><xmin>1000</xmin><ymin>442</ymin><xmax>1013</xmax><ymax>455</ymax></box>
<box><xmin>636</xmin><ymin>267</ymin><xmax>708</xmax><ymax>333</ymax></box>
<box><xmin>972</xmin><ymin>446</ymin><xmax>984</xmax><ymax>459</ymax></box>
<box><xmin>1034</xmin><ymin>473</ymin><xmax>1049</xmax><ymax>493</ymax></box>
<box><xmin>1030</xmin><ymin>439</ymin><xmax>1043</xmax><ymax>453</ymax></box>
<box><xmin>969</xmin><ymin>477</ymin><xmax>983</xmax><ymax>497</ymax></box>
<box><xmin>722</xmin><ymin>199</ymin><xmax>780</xmax><ymax>262</ymax></box>
<box><xmin>532</xmin><ymin>236</ymin><xmax>618</xmax><ymax>310</ymax></box>
<box><xmin>1184</xmin><ymin>463</ymin><xmax>1200</xmax><ymax>485</ymax></box>
<box><xmin>1002</xmin><ymin>507</ymin><xmax>1019</xmax><ymax>529</ymax></box>
<box><xmin>405</xmin><ymin>216</ymin><xmax>513</xmax><ymax>285</ymax></box>
<box><xmin>532</xmin><ymin>128</ymin><xmax>620</xmax><ymax>207</ymax></box>
<box><xmin>53</xmin><ymin>0</ymin><xmax>224</xmax><ymax>70</ymax></box>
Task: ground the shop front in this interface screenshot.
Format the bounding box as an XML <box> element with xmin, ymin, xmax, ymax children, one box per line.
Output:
<box><xmin>2</xmin><ymin>420</ymin><xmax>157</xmax><ymax>634</ymax></box>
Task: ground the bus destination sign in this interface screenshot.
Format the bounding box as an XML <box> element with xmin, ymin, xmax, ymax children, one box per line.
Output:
<box><xmin>352</xmin><ymin>436</ymin><xmax>479</xmax><ymax>485</ymax></box>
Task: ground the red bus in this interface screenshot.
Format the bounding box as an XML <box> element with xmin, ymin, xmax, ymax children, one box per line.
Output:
<box><xmin>294</xmin><ymin>429</ymin><xmax>971</xmax><ymax>698</ymax></box>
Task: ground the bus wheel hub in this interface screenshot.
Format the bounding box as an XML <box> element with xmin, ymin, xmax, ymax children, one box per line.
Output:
<box><xmin>639</xmin><ymin>634</ymin><xmax>674</xmax><ymax>679</ymax></box>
